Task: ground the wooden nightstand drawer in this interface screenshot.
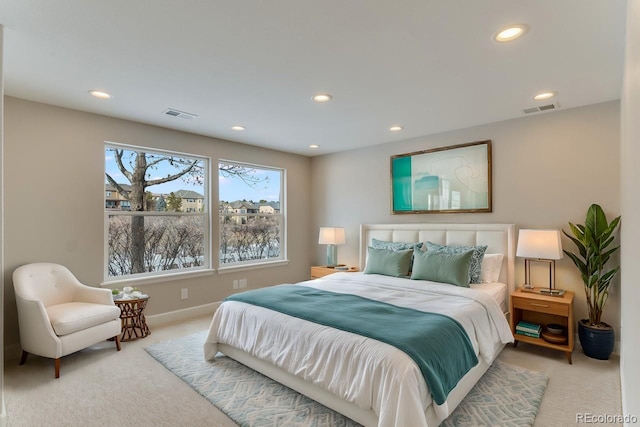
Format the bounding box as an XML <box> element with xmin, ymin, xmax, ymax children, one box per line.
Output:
<box><xmin>512</xmin><ymin>296</ymin><xmax>568</xmax><ymax>316</ymax></box>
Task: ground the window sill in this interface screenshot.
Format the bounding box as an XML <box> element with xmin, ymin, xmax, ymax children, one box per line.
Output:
<box><xmin>101</xmin><ymin>269</ymin><xmax>215</xmax><ymax>288</ymax></box>
<box><xmin>217</xmin><ymin>260</ymin><xmax>290</xmax><ymax>274</ymax></box>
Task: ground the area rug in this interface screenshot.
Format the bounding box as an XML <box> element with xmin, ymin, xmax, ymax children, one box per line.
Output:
<box><xmin>145</xmin><ymin>331</ymin><xmax>547</xmax><ymax>427</ymax></box>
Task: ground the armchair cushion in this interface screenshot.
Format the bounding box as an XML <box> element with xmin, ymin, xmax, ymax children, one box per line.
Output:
<box><xmin>47</xmin><ymin>302</ymin><xmax>121</xmax><ymax>336</ymax></box>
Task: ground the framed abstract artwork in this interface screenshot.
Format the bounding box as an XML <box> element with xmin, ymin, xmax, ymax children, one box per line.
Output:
<box><xmin>391</xmin><ymin>140</ymin><xmax>492</xmax><ymax>214</ymax></box>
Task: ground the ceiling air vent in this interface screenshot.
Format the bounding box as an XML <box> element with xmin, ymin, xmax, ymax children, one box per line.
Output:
<box><xmin>522</xmin><ymin>103</ymin><xmax>561</xmax><ymax>114</ymax></box>
<box><xmin>162</xmin><ymin>108</ymin><xmax>198</xmax><ymax>120</ymax></box>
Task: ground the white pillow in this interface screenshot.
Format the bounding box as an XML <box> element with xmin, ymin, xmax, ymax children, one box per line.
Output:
<box><xmin>480</xmin><ymin>253</ymin><xmax>504</xmax><ymax>283</ymax></box>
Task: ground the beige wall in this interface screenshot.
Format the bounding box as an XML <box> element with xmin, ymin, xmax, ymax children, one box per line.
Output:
<box><xmin>2</xmin><ymin>96</ymin><xmax>311</xmax><ymax>346</ymax></box>
<box><xmin>311</xmin><ymin>101</ymin><xmax>621</xmax><ymax>335</ymax></box>
<box><xmin>620</xmin><ymin>0</ymin><xmax>640</xmax><ymax>418</ymax></box>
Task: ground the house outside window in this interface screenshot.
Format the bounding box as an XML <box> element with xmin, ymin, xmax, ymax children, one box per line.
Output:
<box><xmin>105</xmin><ymin>142</ymin><xmax>210</xmax><ymax>281</ymax></box>
<box><xmin>219</xmin><ymin>160</ymin><xmax>284</xmax><ymax>268</ymax></box>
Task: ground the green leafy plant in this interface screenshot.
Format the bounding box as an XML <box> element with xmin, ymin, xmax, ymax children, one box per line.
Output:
<box><xmin>563</xmin><ymin>204</ymin><xmax>621</xmax><ymax>327</ymax></box>
<box><xmin>111</xmin><ymin>288</ymin><xmax>121</xmax><ymax>295</ymax></box>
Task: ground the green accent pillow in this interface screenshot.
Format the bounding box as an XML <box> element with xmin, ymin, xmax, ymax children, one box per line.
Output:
<box><xmin>425</xmin><ymin>242</ymin><xmax>488</xmax><ymax>284</ymax></box>
<box><xmin>363</xmin><ymin>246</ymin><xmax>413</xmax><ymax>277</ymax></box>
<box><xmin>371</xmin><ymin>238</ymin><xmax>423</xmax><ymax>271</ymax></box>
<box><xmin>410</xmin><ymin>249</ymin><xmax>474</xmax><ymax>287</ymax></box>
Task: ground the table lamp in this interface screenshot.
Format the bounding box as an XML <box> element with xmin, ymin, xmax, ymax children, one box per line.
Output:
<box><xmin>516</xmin><ymin>229</ymin><xmax>565</xmax><ymax>296</ymax></box>
<box><xmin>318</xmin><ymin>227</ymin><xmax>346</xmax><ymax>267</ymax></box>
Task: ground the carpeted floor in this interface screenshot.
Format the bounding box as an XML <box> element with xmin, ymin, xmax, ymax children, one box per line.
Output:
<box><xmin>2</xmin><ymin>315</ymin><xmax>622</xmax><ymax>426</ymax></box>
<box><xmin>145</xmin><ymin>331</ymin><xmax>548</xmax><ymax>427</ymax></box>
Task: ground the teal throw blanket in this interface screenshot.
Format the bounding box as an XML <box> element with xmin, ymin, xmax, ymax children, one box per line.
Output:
<box><xmin>226</xmin><ymin>285</ymin><xmax>478</xmax><ymax>405</ymax></box>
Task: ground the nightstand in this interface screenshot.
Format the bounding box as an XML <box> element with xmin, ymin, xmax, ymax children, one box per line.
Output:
<box><xmin>310</xmin><ymin>266</ymin><xmax>359</xmax><ymax>279</ymax></box>
<box><xmin>510</xmin><ymin>288</ymin><xmax>575</xmax><ymax>364</ymax></box>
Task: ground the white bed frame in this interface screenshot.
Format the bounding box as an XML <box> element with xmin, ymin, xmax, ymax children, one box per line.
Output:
<box><xmin>220</xmin><ymin>223</ymin><xmax>516</xmax><ymax>427</ymax></box>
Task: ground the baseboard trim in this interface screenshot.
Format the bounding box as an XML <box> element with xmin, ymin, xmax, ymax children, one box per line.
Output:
<box><xmin>145</xmin><ymin>301</ymin><xmax>221</xmax><ymax>328</ymax></box>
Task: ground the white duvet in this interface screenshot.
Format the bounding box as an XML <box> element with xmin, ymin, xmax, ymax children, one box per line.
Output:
<box><xmin>204</xmin><ymin>272</ymin><xmax>514</xmax><ymax>427</ymax></box>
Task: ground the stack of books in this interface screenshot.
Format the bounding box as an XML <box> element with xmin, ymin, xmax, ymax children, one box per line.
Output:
<box><xmin>516</xmin><ymin>321</ymin><xmax>542</xmax><ymax>338</ymax></box>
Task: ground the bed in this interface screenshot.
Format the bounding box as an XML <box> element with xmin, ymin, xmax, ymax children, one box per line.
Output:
<box><xmin>204</xmin><ymin>223</ymin><xmax>516</xmax><ymax>427</ymax></box>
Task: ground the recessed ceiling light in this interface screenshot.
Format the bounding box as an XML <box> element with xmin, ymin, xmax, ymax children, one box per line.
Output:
<box><xmin>494</xmin><ymin>24</ymin><xmax>528</xmax><ymax>42</ymax></box>
<box><xmin>231</xmin><ymin>125</ymin><xmax>246</xmax><ymax>131</ymax></box>
<box><xmin>533</xmin><ymin>91</ymin><xmax>557</xmax><ymax>101</ymax></box>
<box><xmin>312</xmin><ymin>93</ymin><xmax>332</xmax><ymax>103</ymax></box>
<box><xmin>309</xmin><ymin>144</ymin><xmax>320</xmax><ymax>149</ymax></box>
<box><xmin>389</xmin><ymin>126</ymin><xmax>404</xmax><ymax>132</ymax></box>
<box><xmin>88</xmin><ymin>90</ymin><xmax>111</xmax><ymax>99</ymax></box>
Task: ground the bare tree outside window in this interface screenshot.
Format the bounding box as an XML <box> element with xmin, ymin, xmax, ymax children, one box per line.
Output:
<box><xmin>105</xmin><ymin>146</ymin><xmax>206</xmax><ymax>278</ymax></box>
<box><xmin>105</xmin><ymin>143</ymin><xmax>284</xmax><ymax>280</ymax></box>
<box><xmin>106</xmin><ymin>147</ymin><xmax>204</xmax><ymax>275</ymax></box>
<box><xmin>105</xmin><ymin>145</ymin><xmax>270</xmax><ymax>280</ymax></box>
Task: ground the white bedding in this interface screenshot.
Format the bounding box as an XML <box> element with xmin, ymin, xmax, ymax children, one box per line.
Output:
<box><xmin>470</xmin><ymin>281</ymin><xmax>508</xmax><ymax>312</ymax></box>
<box><xmin>204</xmin><ymin>272</ymin><xmax>514</xmax><ymax>427</ymax></box>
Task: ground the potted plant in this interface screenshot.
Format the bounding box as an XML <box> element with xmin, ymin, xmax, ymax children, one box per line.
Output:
<box><xmin>563</xmin><ymin>203</ymin><xmax>621</xmax><ymax>360</ymax></box>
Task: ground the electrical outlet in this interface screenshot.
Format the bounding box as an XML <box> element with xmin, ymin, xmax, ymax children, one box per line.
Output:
<box><xmin>239</xmin><ymin>279</ymin><xmax>247</xmax><ymax>288</ymax></box>
<box><xmin>233</xmin><ymin>279</ymin><xmax>239</xmax><ymax>289</ymax></box>
<box><xmin>181</xmin><ymin>288</ymin><xmax>188</xmax><ymax>299</ymax></box>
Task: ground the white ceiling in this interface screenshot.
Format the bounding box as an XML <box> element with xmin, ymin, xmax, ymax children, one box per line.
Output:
<box><xmin>0</xmin><ymin>1</ymin><xmax>627</xmax><ymax>156</ymax></box>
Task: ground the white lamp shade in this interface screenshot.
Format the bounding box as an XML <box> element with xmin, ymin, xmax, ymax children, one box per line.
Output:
<box><xmin>516</xmin><ymin>229</ymin><xmax>564</xmax><ymax>260</ymax></box>
<box><xmin>318</xmin><ymin>227</ymin><xmax>346</xmax><ymax>245</ymax></box>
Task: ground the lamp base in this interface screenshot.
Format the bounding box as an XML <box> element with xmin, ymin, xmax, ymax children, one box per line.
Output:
<box><xmin>520</xmin><ymin>286</ymin><xmax>566</xmax><ymax>297</ymax></box>
<box><xmin>326</xmin><ymin>245</ymin><xmax>338</xmax><ymax>267</ymax></box>
<box><xmin>539</xmin><ymin>288</ymin><xmax>566</xmax><ymax>297</ymax></box>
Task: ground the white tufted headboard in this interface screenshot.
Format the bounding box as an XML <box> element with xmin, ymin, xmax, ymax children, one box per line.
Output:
<box><xmin>359</xmin><ymin>223</ymin><xmax>516</xmax><ymax>293</ymax></box>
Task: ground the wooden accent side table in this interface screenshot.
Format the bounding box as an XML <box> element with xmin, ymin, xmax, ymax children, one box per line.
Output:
<box><xmin>114</xmin><ymin>296</ymin><xmax>151</xmax><ymax>341</ymax></box>
<box><xmin>510</xmin><ymin>288</ymin><xmax>574</xmax><ymax>363</ymax></box>
<box><xmin>310</xmin><ymin>266</ymin><xmax>359</xmax><ymax>279</ymax></box>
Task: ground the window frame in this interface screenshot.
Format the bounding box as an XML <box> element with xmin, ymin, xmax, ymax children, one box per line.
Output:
<box><xmin>218</xmin><ymin>159</ymin><xmax>286</xmax><ymax>271</ymax></box>
<box><xmin>103</xmin><ymin>141</ymin><xmax>212</xmax><ymax>284</ymax></box>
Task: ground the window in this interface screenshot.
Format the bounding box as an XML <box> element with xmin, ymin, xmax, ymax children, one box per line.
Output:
<box><xmin>105</xmin><ymin>143</ymin><xmax>209</xmax><ymax>281</ymax></box>
<box><xmin>219</xmin><ymin>160</ymin><xmax>284</xmax><ymax>267</ymax></box>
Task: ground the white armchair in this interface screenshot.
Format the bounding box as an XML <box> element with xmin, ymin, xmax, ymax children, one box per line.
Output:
<box><xmin>12</xmin><ymin>263</ymin><xmax>122</xmax><ymax>378</ymax></box>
